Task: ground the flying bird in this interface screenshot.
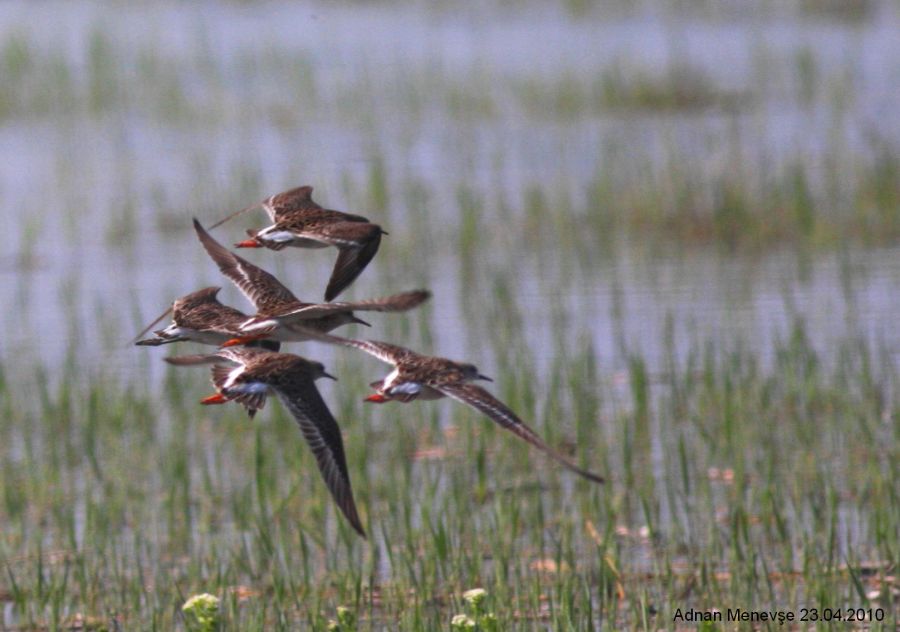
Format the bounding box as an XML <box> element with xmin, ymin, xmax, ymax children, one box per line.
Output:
<box><xmin>310</xmin><ymin>333</ymin><xmax>605</xmax><ymax>484</ymax></box>
<box><xmin>192</xmin><ymin>219</ymin><xmax>429</xmax><ymax>347</ymax></box>
<box><xmin>133</xmin><ymin>286</ymin><xmax>279</xmax><ymax>351</ymax></box>
<box><xmin>165</xmin><ymin>347</ymin><xmax>366</xmax><ymax>538</ymax></box>
<box><xmin>208</xmin><ymin>185</ymin><xmax>386</xmax><ymax>301</ymax></box>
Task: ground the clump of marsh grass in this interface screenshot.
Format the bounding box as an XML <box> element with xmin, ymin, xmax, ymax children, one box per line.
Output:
<box><xmin>799</xmin><ymin>0</ymin><xmax>874</xmax><ymax>22</ymax></box>
<box><xmin>578</xmin><ymin>144</ymin><xmax>900</xmax><ymax>251</ymax></box>
<box><xmin>513</xmin><ymin>63</ymin><xmax>739</xmax><ymax>119</ymax></box>
<box><xmin>1</xmin><ymin>306</ymin><xmax>897</xmax><ymax>627</ymax></box>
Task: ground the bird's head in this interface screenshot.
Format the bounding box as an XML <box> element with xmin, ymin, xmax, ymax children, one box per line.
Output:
<box><xmin>460</xmin><ymin>363</ymin><xmax>492</xmax><ymax>382</ymax></box>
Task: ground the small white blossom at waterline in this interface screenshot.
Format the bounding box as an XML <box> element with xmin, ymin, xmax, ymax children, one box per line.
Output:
<box><xmin>182</xmin><ymin>593</ymin><xmax>220</xmax><ymax>632</ymax></box>
<box><xmin>462</xmin><ymin>588</ymin><xmax>487</xmax><ymax>608</ymax></box>
<box><xmin>450</xmin><ymin>613</ymin><xmax>477</xmax><ymax>630</ymax></box>
<box><xmin>453</xmin><ymin>588</ymin><xmax>499</xmax><ymax>631</ymax></box>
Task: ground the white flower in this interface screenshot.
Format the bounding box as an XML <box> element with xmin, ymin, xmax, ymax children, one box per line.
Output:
<box><xmin>182</xmin><ymin>593</ymin><xmax>220</xmax><ymax>632</ymax></box>
<box><xmin>462</xmin><ymin>587</ymin><xmax>487</xmax><ymax>606</ymax></box>
<box><xmin>450</xmin><ymin>613</ymin><xmax>476</xmax><ymax>630</ymax></box>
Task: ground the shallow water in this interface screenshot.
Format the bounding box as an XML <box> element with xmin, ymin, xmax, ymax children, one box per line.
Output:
<box><xmin>0</xmin><ymin>1</ymin><xmax>898</xmax><ymax>376</ymax></box>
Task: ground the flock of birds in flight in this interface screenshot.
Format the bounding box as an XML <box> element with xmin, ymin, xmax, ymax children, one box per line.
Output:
<box><xmin>134</xmin><ymin>185</ymin><xmax>604</xmax><ymax>538</ymax></box>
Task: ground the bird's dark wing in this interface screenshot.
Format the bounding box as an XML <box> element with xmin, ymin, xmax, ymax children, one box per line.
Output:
<box><xmin>322</xmin><ymin>224</ymin><xmax>383</xmax><ymax>301</ymax></box>
<box><xmin>193</xmin><ymin>219</ymin><xmax>297</xmax><ymax>312</ymax></box>
<box><xmin>275</xmin><ymin>290</ymin><xmax>430</xmax><ymax>323</ymax></box>
<box><xmin>436</xmin><ymin>383</ymin><xmax>605</xmax><ymax>484</ymax></box>
<box><xmin>307</xmin><ymin>333</ymin><xmax>413</xmax><ymax>366</ymax></box>
<box><xmin>163</xmin><ymin>354</ymin><xmax>224</xmax><ymax>367</ymax></box>
<box><xmin>273</xmin><ymin>382</ymin><xmax>366</xmax><ymax>538</ymax></box>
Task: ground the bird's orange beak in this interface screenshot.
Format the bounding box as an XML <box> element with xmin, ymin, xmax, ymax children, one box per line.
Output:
<box><xmin>235</xmin><ymin>239</ymin><xmax>261</xmax><ymax>248</ymax></box>
<box><xmin>364</xmin><ymin>393</ymin><xmax>388</xmax><ymax>403</ymax></box>
<box><xmin>201</xmin><ymin>393</ymin><xmax>227</xmax><ymax>405</ymax></box>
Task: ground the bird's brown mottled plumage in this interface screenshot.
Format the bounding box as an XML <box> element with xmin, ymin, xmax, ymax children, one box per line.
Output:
<box><xmin>133</xmin><ymin>286</ymin><xmax>279</xmax><ymax>350</ymax></box>
<box><xmin>310</xmin><ymin>334</ymin><xmax>605</xmax><ymax>484</ymax></box>
<box><xmin>165</xmin><ymin>347</ymin><xmax>366</xmax><ymax>537</ymax></box>
<box><xmin>265</xmin><ymin>186</ymin><xmax>370</xmax><ymax>224</ymax></box>
<box><xmin>206</xmin><ymin>186</ymin><xmax>385</xmax><ymax>300</ymax></box>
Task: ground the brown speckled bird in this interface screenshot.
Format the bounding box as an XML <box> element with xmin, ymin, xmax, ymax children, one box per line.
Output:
<box><xmin>311</xmin><ymin>333</ymin><xmax>605</xmax><ymax>484</ymax></box>
<box><xmin>208</xmin><ymin>186</ymin><xmax>385</xmax><ymax>301</ymax></box>
<box><xmin>192</xmin><ymin>219</ymin><xmax>429</xmax><ymax>347</ymax></box>
<box><xmin>165</xmin><ymin>347</ymin><xmax>366</xmax><ymax>538</ymax></box>
<box><xmin>133</xmin><ymin>287</ymin><xmax>279</xmax><ymax>351</ymax></box>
